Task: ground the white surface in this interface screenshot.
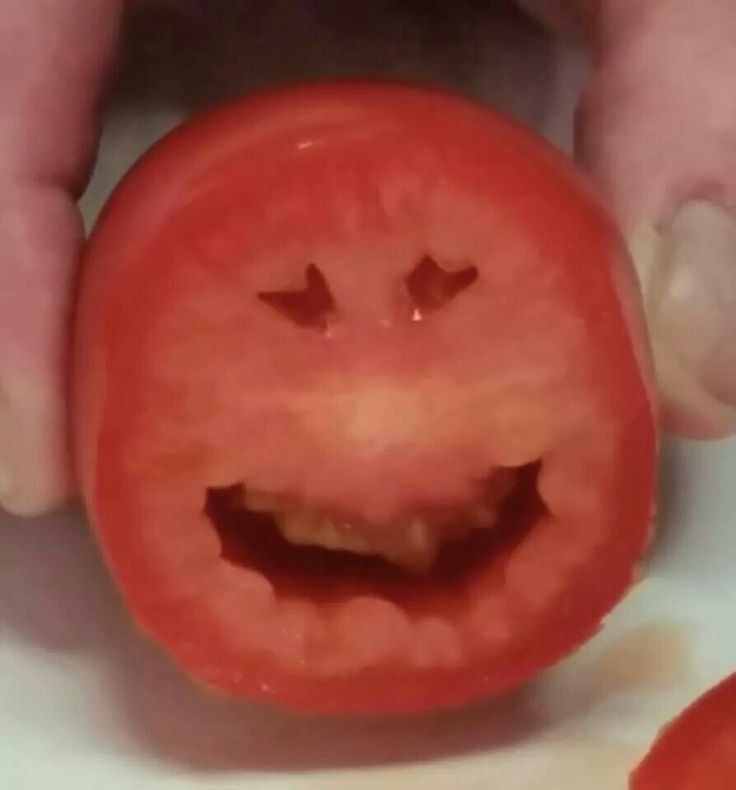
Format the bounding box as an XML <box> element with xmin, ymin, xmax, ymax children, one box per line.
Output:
<box><xmin>2</xmin><ymin>3</ymin><xmax>735</xmax><ymax>788</ymax></box>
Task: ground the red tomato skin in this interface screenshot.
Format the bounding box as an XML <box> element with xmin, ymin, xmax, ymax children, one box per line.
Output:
<box><xmin>631</xmin><ymin>673</ymin><xmax>736</xmax><ymax>789</ymax></box>
<box><xmin>74</xmin><ymin>81</ymin><xmax>656</xmax><ymax>713</ymax></box>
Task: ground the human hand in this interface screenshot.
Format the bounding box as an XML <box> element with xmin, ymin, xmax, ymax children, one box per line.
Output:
<box><xmin>4</xmin><ymin>0</ymin><xmax>736</xmax><ymax>518</ymax></box>
<box><xmin>528</xmin><ymin>0</ymin><xmax>736</xmax><ymax>437</ymax></box>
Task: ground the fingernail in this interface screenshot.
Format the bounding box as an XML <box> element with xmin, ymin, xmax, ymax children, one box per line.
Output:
<box><xmin>0</xmin><ymin>459</ymin><xmax>16</xmax><ymax>510</ymax></box>
<box><xmin>0</xmin><ymin>397</ymin><xmax>17</xmax><ymax>505</ymax></box>
<box><xmin>0</xmin><ymin>465</ymin><xmax>14</xmax><ymax>501</ymax></box>
<box><xmin>664</xmin><ymin>201</ymin><xmax>736</xmax><ymax>396</ymax></box>
<box><xmin>628</xmin><ymin>200</ymin><xmax>736</xmax><ymax>437</ymax></box>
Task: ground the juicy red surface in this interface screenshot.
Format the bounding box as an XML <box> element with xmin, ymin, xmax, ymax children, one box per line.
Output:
<box><xmin>631</xmin><ymin>673</ymin><xmax>736</xmax><ymax>789</ymax></box>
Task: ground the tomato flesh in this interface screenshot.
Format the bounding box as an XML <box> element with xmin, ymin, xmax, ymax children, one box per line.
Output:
<box><xmin>631</xmin><ymin>673</ymin><xmax>736</xmax><ymax>789</ymax></box>
<box><xmin>74</xmin><ymin>82</ymin><xmax>656</xmax><ymax>713</ymax></box>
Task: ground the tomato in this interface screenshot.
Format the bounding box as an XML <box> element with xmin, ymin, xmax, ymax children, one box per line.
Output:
<box><xmin>631</xmin><ymin>673</ymin><xmax>736</xmax><ymax>789</ymax></box>
<box><xmin>73</xmin><ymin>81</ymin><xmax>656</xmax><ymax>713</ymax></box>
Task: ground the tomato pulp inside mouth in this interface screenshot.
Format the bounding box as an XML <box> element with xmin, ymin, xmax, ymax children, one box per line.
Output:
<box><xmin>75</xmin><ymin>81</ymin><xmax>656</xmax><ymax>713</ymax></box>
<box><xmin>204</xmin><ymin>463</ymin><xmax>541</xmax><ymax>599</ymax></box>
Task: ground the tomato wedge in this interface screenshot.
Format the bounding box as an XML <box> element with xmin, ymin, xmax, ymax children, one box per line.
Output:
<box><xmin>73</xmin><ymin>81</ymin><xmax>656</xmax><ymax>713</ymax></box>
<box><xmin>631</xmin><ymin>673</ymin><xmax>736</xmax><ymax>789</ymax></box>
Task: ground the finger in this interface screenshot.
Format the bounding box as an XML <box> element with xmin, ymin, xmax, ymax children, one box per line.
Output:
<box><xmin>0</xmin><ymin>0</ymin><xmax>124</xmax><ymax>515</ymax></box>
<box><xmin>576</xmin><ymin>0</ymin><xmax>736</xmax><ymax>438</ymax></box>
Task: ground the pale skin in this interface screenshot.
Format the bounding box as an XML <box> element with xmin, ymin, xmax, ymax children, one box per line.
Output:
<box><xmin>2</xmin><ymin>0</ymin><xmax>736</xmax><ymax>516</ymax></box>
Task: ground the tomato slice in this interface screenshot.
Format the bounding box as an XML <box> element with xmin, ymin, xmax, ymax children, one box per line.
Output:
<box><xmin>631</xmin><ymin>673</ymin><xmax>736</xmax><ymax>789</ymax></box>
<box><xmin>73</xmin><ymin>81</ymin><xmax>656</xmax><ymax>713</ymax></box>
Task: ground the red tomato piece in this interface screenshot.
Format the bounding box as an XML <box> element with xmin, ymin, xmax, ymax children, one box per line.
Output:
<box><xmin>631</xmin><ymin>673</ymin><xmax>736</xmax><ymax>789</ymax></box>
<box><xmin>73</xmin><ymin>81</ymin><xmax>656</xmax><ymax>713</ymax></box>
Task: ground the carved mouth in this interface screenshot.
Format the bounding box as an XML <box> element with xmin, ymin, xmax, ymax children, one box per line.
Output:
<box><xmin>204</xmin><ymin>464</ymin><xmax>542</xmax><ymax>588</ymax></box>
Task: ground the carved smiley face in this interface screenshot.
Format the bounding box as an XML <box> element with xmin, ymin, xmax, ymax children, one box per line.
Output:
<box><xmin>75</xmin><ymin>81</ymin><xmax>654</xmax><ymax>713</ymax></box>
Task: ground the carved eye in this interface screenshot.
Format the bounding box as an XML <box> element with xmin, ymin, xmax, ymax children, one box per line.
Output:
<box><xmin>404</xmin><ymin>255</ymin><xmax>478</xmax><ymax>319</ymax></box>
<box><xmin>257</xmin><ymin>264</ymin><xmax>336</xmax><ymax>331</ymax></box>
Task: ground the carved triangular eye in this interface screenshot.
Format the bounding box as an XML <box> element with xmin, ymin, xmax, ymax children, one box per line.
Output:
<box><xmin>258</xmin><ymin>264</ymin><xmax>336</xmax><ymax>331</ymax></box>
<box><xmin>404</xmin><ymin>255</ymin><xmax>478</xmax><ymax>318</ymax></box>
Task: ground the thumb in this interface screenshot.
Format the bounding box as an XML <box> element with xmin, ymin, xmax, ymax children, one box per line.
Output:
<box><xmin>576</xmin><ymin>0</ymin><xmax>736</xmax><ymax>438</ymax></box>
<box><xmin>0</xmin><ymin>0</ymin><xmax>124</xmax><ymax>515</ymax></box>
